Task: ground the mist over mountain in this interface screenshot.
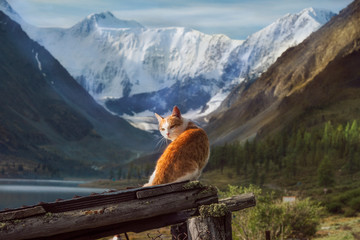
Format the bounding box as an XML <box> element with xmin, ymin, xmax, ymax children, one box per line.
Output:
<box><xmin>0</xmin><ymin>0</ymin><xmax>335</xmax><ymax>131</ymax></box>
<box><xmin>0</xmin><ymin>10</ymin><xmax>154</xmax><ymax>178</ymax></box>
<box><xmin>205</xmin><ymin>0</ymin><xmax>359</xmax><ymax>145</ymax></box>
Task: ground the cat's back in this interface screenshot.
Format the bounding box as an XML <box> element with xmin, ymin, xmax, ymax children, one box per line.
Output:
<box><xmin>176</xmin><ymin>126</ymin><xmax>207</xmax><ymax>143</ymax></box>
<box><xmin>163</xmin><ymin>126</ymin><xmax>209</xmax><ymax>162</ymax></box>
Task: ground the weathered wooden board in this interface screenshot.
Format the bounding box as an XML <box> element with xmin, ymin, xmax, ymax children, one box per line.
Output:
<box><xmin>136</xmin><ymin>181</ymin><xmax>188</xmax><ymax>199</ymax></box>
<box><xmin>0</xmin><ymin>181</ymin><xmax>217</xmax><ymax>240</ymax></box>
<box><xmin>220</xmin><ymin>193</ymin><xmax>256</xmax><ymax>212</ymax></box>
<box><xmin>37</xmin><ymin>209</ymin><xmax>198</xmax><ymax>240</ymax></box>
<box><xmin>0</xmin><ymin>206</ymin><xmax>46</xmax><ymax>221</ymax></box>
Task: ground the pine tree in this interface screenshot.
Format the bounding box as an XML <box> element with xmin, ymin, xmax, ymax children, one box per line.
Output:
<box><xmin>318</xmin><ymin>155</ymin><xmax>334</xmax><ymax>187</ymax></box>
<box><xmin>349</xmin><ymin>120</ymin><xmax>358</xmax><ymax>143</ymax></box>
<box><xmin>144</xmin><ymin>163</ymin><xmax>153</xmax><ymax>177</ymax></box>
<box><xmin>109</xmin><ymin>169</ymin><xmax>114</xmax><ymax>180</ymax></box>
<box><xmin>235</xmin><ymin>145</ymin><xmax>243</xmax><ymax>175</ymax></box>
<box><xmin>220</xmin><ymin>144</ymin><xmax>228</xmax><ymax>174</ymax></box>
<box><xmin>117</xmin><ymin>167</ymin><xmax>122</xmax><ymax>180</ymax></box>
<box><xmin>127</xmin><ymin>164</ymin><xmax>134</xmax><ymax>180</ymax></box>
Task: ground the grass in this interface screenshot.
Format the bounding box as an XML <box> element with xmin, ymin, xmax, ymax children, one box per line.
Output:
<box><xmin>314</xmin><ymin>215</ymin><xmax>360</xmax><ymax>240</ymax></box>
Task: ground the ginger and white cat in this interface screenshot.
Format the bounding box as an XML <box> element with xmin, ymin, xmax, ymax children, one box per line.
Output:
<box><xmin>144</xmin><ymin>106</ymin><xmax>209</xmax><ymax>187</ymax></box>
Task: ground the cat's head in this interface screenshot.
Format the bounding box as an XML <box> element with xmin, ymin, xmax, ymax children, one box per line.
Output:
<box><xmin>155</xmin><ymin>106</ymin><xmax>187</xmax><ymax>141</ymax></box>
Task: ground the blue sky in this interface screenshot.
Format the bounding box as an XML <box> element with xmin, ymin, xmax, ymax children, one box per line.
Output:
<box><xmin>7</xmin><ymin>0</ymin><xmax>353</xmax><ymax>40</ymax></box>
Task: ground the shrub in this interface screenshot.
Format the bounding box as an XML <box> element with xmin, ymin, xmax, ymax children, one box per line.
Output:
<box><xmin>344</xmin><ymin>208</ymin><xmax>357</xmax><ymax>217</ymax></box>
<box><xmin>349</xmin><ymin>196</ymin><xmax>360</xmax><ymax>211</ymax></box>
<box><xmin>218</xmin><ymin>185</ymin><xmax>324</xmax><ymax>240</ymax></box>
<box><xmin>326</xmin><ymin>201</ymin><xmax>344</xmax><ymax>214</ymax></box>
<box><xmin>335</xmin><ymin>188</ymin><xmax>360</xmax><ymax>204</ymax></box>
<box><xmin>328</xmin><ymin>188</ymin><xmax>360</xmax><ymax>216</ymax></box>
<box><xmin>283</xmin><ymin>199</ymin><xmax>323</xmax><ymax>238</ymax></box>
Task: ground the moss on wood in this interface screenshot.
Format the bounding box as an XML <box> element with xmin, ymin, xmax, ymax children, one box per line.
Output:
<box><xmin>199</xmin><ymin>203</ymin><xmax>229</xmax><ymax>218</ymax></box>
<box><xmin>183</xmin><ymin>181</ymin><xmax>204</xmax><ymax>190</ymax></box>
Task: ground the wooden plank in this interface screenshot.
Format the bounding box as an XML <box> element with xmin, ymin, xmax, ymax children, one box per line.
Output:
<box><xmin>136</xmin><ymin>181</ymin><xmax>189</xmax><ymax>199</ymax></box>
<box><xmin>34</xmin><ymin>209</ymin><xmax>198</xmax><ymax>240</ymax></box>
<box><xmin>0</xmin><ymin>206</ymin><xmax>46</xmax><ymax>221</ymax></box>
<box><xmin>40</xmin><ymin>188</ymin><xmax>138</xmax><ymax>213</ymax></box>
<box><xmin>219</xmin><ymin>193</ymin><xmax>256</xmax><ymax>212</ymax></box>
<box><xmin>0</xmin><ymin>186</ymin><xmax>218</xmax><ymax>240</ymax></box>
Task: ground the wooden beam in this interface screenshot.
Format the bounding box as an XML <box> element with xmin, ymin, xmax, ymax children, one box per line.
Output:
<box><xmin>136</xmin><ymin>181</ymin><xmax>189</xmax><ymax>199</ymax></box>
<box><xmin>37</xmin><ymin>209</ymin><xmax>198</xmax><ymax>240</ymax></box>
<box><xmin>0</xmin><ymin>206</ymin><xmax>45</xmax><ymax>221</ymax></box>
<box><xmin>219</xmin><ymin>193</ymin><xmax>256</xmax><ymax>212</ymax></box>
<box><xmin>0</xmin><ymin>181</ymin><xmax>217</xmax><ymax>240</ymax></box>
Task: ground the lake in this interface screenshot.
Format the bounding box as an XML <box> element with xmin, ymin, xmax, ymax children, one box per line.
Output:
<box><xmin>0</xmin><ymin>178</ymin><xmax>108</xmax><ymax>211</ymax></box>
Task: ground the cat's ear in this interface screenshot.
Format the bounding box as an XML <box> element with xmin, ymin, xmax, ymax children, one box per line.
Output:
<box><xmin>172</xmin><ymin>106</ymin><xmax>181</xmax><ymax>118</ymax></box>
<box><xmin>155</xmin><ymin>113</ymin><xmax>163</xmax><ymax>123</ymax></box>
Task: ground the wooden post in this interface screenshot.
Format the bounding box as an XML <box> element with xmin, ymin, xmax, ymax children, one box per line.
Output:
<box><xmin>170</xmin><ymin>193</ymin><xmax>256</xmax><ymax>240</ymax></box>
<box><xmin>186</xmin><ymin>203</ymin><xmax>232</xmax><ymax>240</ymax></box>
<box><xmin>187</xmin><ymin>211</ymin><xmax>232</xmax><ymax>240</ymax></box>
<box><xmin>265</xmin><ymin>230</ymin><xmax>271</xmax><ymax>240</ymax></box>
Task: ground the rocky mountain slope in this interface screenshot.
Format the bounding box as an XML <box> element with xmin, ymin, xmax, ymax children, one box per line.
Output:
<box><xmin>0</xmin><ymin>11</ymin><xmax>154</xmax><ymax>178</ymax></box>
<box><xmin>205</xmin><ymin>0</ymin><xmax>359</xmax><ymax>145</ymax></box>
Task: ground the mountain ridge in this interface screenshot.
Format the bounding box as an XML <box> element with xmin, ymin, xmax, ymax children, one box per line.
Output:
<box><xmin>0</xmin><ymin>0</ymin><xmax>335</xmax><ymax>131</ymax></box>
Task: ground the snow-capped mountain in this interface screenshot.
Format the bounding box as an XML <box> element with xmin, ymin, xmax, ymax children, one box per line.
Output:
<box><xmin>22</xmin><ymin>11</ymin><xmax>243</xmax><ymax>118</ymax></box>
<box><xmin>223</xmin><ymin>8</ymin><xmax>335</xmax><ymax>82</ymax></box>
<box><xmin>0</xmin><ymin>0</ymin><xmax>335</xmax><ymax>130</ymax></box>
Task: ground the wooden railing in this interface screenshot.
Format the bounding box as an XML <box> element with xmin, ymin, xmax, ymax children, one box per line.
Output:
<box><xmin>0</xmin><ymin>181</ymin><xmax>256</xmax><ymax>240</ymax></box>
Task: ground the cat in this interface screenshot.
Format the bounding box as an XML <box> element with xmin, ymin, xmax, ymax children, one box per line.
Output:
<box><xmin>143</xmin><ymin>106</ymin><xmax>209</xmax><ymax>187</ymax></box>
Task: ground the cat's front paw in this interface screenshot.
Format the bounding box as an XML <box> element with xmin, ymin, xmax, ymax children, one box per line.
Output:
<box><xmin>143</xmin><ymin>183</ymin><xmax>151</xmax><ymax>187</ymax></box>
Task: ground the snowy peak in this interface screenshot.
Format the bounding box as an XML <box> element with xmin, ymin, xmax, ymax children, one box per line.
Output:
<box><xmin>269</xmin><ymin>7</ymin><xmax>335</xmax><ymax>35</ymax></box>
<box><xmin>0</xmin><ymin>0</ymin><xmax>22</xmax><ymax>22</ymax></box>
<box><xmin>88</xmin><ymin>11</ymin><xmax>144</xmax><ymax>28</ymax></box>
<box><xmin>225</xmin><ymin>7</ymin><xmax>336</xmax><ymax>80</ymax></box>
<box><xmin>0</xmin><ymin>0</ymin><xmax>13</xmax><ymax>12</ymax></box>
<box><xmin>299</xmin><ymin>7</ymin><xmax>336</xmax><ymax>25</ymax></box>
<box><xmin>71</xmin><ymin>11</ymin><xmax>143</xmax><ymax>35</ymax></box>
